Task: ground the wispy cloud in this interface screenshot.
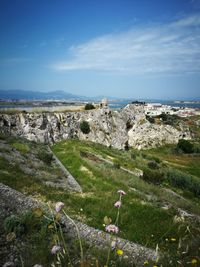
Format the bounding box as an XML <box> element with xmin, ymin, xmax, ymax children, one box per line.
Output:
<box><xmin>51</xmin><ymin>14</ymin><xmax>200</xmax><ymax>75</ymax></box>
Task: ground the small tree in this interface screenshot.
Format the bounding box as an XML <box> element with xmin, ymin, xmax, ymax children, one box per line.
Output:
<box><xmin>176</xmin><ymin>139</ymin><xmax>194</xmax><ymax>154</ymax></box>
<box><xmin>85</xmin><ymin>103</ymin><xmax>95</xmax><ymax>110</ymax></box>
<box><xmin>80</xmin><ymin>121</ymin><xmax>90</xmax><ymax>134</ymax></box>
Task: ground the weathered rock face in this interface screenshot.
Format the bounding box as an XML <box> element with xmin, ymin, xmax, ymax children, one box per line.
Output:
<box><xmin>0</xmin><ymin>105</ymin><xmax>191</xmax><ymax>149</ymax></box>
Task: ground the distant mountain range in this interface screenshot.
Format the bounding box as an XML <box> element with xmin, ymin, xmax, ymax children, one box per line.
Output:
<box><xmin>0</xmin><ymin>89</ymin><xmax>199</xmax><ymax>102</ymax></box>
<box><xmin>0</xmin><ymin>89</ymin><xmax>126</xmax><ymax>102</ymax></box>
<box><xmin>0</xmin><ymin>89</ymin><xmax>90</xmax><ymax>101</ymax></box>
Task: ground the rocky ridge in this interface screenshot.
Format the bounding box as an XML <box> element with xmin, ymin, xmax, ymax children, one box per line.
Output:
<box><xmin>0</xmin><ymin>104</ymin><xmax>190</xmax><ymax>149</ymax></box>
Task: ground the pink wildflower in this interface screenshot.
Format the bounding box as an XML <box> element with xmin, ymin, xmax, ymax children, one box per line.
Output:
<box><xmin>117</xmin><ymin>190</ymin><xmax>126</xmax><ymax>196</ymax></box>
<box><xmin>114</xmin><ymin>201</ymin><xmax>121</xmax><ymax>208</ymax></box>
<box><xmin>51</xmin><ymin>245</ymin><xmax>61</xmax><ymax>254</ymax></box>
<box><xmin>55</xmin><ymin>202</ymin><xmax>65</xmax><ymax>213</ymax></box>
<box><xmin>105</xmin><ymin>224</ymin><xmax>119</xmax><ymax>234</ymax></box>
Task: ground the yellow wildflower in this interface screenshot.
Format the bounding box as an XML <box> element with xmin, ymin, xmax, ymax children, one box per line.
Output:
<box><xmin>191</xmin><ymin>258</ymin><xmax>198</xmax><ymax>264</ymax></box>
<box><xmin>32</xmin><ymin>207</ymin><xmax>43</xmax><ymax>217</ymax></box>
<box><xmin>170</xmin><ymin>237</ymin><xmax>176</xmax><ymax>242</ymax></box>
<box><xmin>117</xmin><ymin>249</ymin><xmax>123</xmax><ymax>256</ymax></box>
<box><xmin>48</xmin><ymin>224</ymin><xmax>54</xmax><ymax>229</ymax></box>
<box><xmin>143</xmin><ymin>260</ymin><xmax>149</xmax><ymax>265</ymax></box>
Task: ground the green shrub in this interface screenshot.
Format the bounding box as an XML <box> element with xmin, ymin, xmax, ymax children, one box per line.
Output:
<box><xmin>146</xmin><ymin>115</ymin><xmax>155</xmax><ymax>123</ymax></box>
<box><xmin>131</xmin><ymin>153</ymin><xmax>136</xmax><ymax>160</ymax></box>
<box><xmin>38</xmin><ymin>149</ymin><xmax>53</xmax><ymax>164</ymax></box>
<box><xmin>158</xmin><ymin>112</ymin><xmax>168</xmax><ymax>121</ymax></box>
<box><xmin>176</xmin><ymin>139</ymin><xmax>194</xmax><ymax>154</ymax></box>
<box><xmin>147</xmin><ymin>160</ymin><xmax>159</xmax><ymax>169</ymax></box>
<box><xmin>113</xmin><ymin>159</ymin><xmax>120</xmax><ymax>169</ymax></box>
<box><xmin>166</xmin><ymin>170</ymin><xmax>200</xmax><ymax>197</ymax></box>
<box><xmin>85</xmin><ymin>103</ymin><xmax>95</xmax><ymax>110</ymax></box>
<box><xmin>142</xmin><ymin>168</ymin><xmax>165</xmax><ymax>185</ymax></box>
<box><xmin>156</xmin><ymin>113</ymin><xmax>178</xmax><ymax>125</ymax></box>
<box><xmin>4</xmin><ymin>211</ymin><xmax>49</xmax><ymax>236</ymax></box>
<box><xmin>80</xmin><ymin>120</ymin><xmax>90</xmax><ymax>134</ymax></box>
<box><xmin>151</xmin><ymin>156</ymin><xmax>161</xmax><ymax>164</ymax></box>
<box><xmin>141</xmin><ymin>153</ymin><xmax>147</xmax><ymax>159</ymax></box>
<box><xmin>145</xmin><ymin>155</ymin><xmax>161</xmax><ymax>163</ymax></box>
<box><xmin>193</xmin><ymin>144</ymin><xmax>200</xmax><ymax>153</ymax></box>
<box><xmin>4</xmin><ymin>215</ymin><xmax>25</xmax><ymax>236</ymax></box>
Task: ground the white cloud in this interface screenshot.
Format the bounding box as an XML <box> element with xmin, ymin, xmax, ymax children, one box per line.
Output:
<box><xmin>170</xmin><ymin>14</ymin><xmax>200</xmax><ymax>27</ymax></box>
<box><xmin>51</xmin><ymin>14</ymin><xmax>200</xmax><ymax>75</ymax></box>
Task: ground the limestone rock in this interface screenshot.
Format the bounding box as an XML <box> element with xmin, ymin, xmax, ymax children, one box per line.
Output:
<box><xmin>0</xmin><ymin>105</ymin><xmax>191</xmax><ymax>149</ymax></box>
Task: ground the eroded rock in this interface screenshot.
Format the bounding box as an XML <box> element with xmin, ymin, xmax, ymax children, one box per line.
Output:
<box><xmin>0</xmin><ymin>105</ymin><xmax>191</xmax><ymax>150</ymax></box>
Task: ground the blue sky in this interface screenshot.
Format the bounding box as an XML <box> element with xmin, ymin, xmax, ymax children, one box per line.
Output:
<box><xmin>0</xmin><ymin>0</ymin><xmax>200</xmax><ymax>99</ymax></box>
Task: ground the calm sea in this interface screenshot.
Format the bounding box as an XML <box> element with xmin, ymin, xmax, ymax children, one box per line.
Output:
<box><xmin>0</xmin><ymin>100</ymin><xmax>200</xmax><ymax>110</ymax></box>
<box><xmin>108</xmin><ymin>100</ymin><xmax>200</xmax><ymax>109</ymax></box>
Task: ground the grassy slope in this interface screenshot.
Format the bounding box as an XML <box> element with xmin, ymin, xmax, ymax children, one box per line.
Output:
<box><xmin>52</xmin><ymin>140</ymin><xmax>200</xmax><ymax>245</ymax></box>
<box><xmin>1</xmin><ymin>135</ymin><xmax>200</xmax><ymax>265</ymax></box>
<box><xmin>144</xmin><ymin>145</ymin><xmax>200</xmax><ymax>178</ymax></box>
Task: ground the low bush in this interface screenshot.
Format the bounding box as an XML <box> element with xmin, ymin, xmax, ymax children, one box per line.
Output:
<box><xmin>141</xmin><ymin>153</ymin><xmax>147</xmax><ymax>159</ymax></box>
<box><xmin>193</xmin><ymin>143</ymin><xmax>200</xmax><ymax>153</ymax></box>
<box><xmin>156</xmin><ymin>113</ymin><xmax>178</xmax><ymax>125</ymax></box>
<box><xmin>146</xmin><ymin>115</ymin><xmax>155</xmax><ymax>123</ymax></box>
<box><xmin>166</xmin><ymin>170</ymin><xmax>200</xmax><ymax>197</ymax></box>
<box><xmin>158</xmin><ymin>112</ymin><xmax>168</xmax><ymax>121</ymax></box>
<box><xmin>145</xmin><ymin>155</ymin><xmax>161</xmax><ymax>163</ymax></box>
<box><xmin>113</xmin><ymin>159</ymin><xmax>120</xmax><ymax>169</ymax></box>
<box><xmin>147</xmin><ymin>160</ymin><xmax>159</xmax><ymax>169</ymax></box>
<box><xmin>131</xmin><ymin>153</ymin><xmax>136</xmax><ymax>160</ymax></box>
<box><xmin>80</xmin><ymin>120</ymin><xmax>90</xmax><ymax>134</ymax></box>
<box><xmin>142</xmin><ymin>168</ymin><xmax>165</xmax><ymax>185</ymax></box>
<box><xmin>85</xmin><ymin>103</ymin><xmax>95</xmax><ymax>110</ymax></box>
<box><xmin>38</xmin><ymin>149</ymin><xmax>53</xmax><ymax>164</ymax></box>
<box><xmin>4</xmin><ymin>215</ymin><xmax>25</xmax><ymax>236</ymax></box>
<box><xmin>176</xmin><ymin>139</ymin><xmax>194</xmax><ymax>154</ymax></box>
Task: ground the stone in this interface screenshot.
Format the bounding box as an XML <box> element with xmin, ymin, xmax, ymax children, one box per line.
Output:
<box><xmin>0</xmin><ymin>105</ymin><xmax>191</xmax><ymax>150</ymax></box>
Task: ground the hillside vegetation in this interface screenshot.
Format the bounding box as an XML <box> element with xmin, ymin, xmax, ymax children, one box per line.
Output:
<box><xmin>0</xmin><ymin>134</ymin><xmax>200</xmax><ymax>266</ymax></box>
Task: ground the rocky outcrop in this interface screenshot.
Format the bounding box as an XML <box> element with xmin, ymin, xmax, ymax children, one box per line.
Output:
<box><xmin>0</xmin><ymin>105</ymin><xmax>190</xmax><ymax>149</ymax></box>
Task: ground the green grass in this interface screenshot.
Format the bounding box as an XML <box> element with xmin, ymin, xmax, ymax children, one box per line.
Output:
<box><xmin>144</xmin><ymin>145</ymin><xmax>200</xmax><ymax>177</ymax></box>
<box><xmin>1</xmin><ymin>136</ymin><xmax>200</xmax><ymax>266</ymax></box>
<box><xmin>11</xmin><ymin>142</ymin><xmax>30</xmax><ymax>153</ymax></box>
<box><xmin>52</xmin><ymin>140</ymin><xmax>199</xmax><ymax>245</ymax></box>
